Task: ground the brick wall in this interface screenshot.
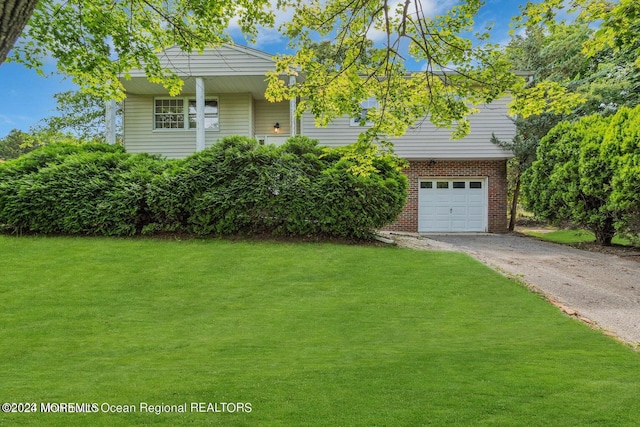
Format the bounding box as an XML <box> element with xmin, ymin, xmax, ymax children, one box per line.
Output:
<box><xmin>384</xmin><ymin>159</ymin><xmax>508</xmax><ymax>234</ymax></box>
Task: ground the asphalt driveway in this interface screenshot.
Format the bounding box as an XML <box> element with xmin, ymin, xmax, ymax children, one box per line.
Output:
<box><xmin>384</xmin><ymin>232</ymin><xmax>640</xmax><ymax>347</ymax></box>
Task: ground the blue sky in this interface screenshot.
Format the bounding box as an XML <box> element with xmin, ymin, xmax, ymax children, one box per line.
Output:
<box><xmin>0</xmin><ymin>0</ymin><xmax>525</xmax><ymax>138</ymax></box>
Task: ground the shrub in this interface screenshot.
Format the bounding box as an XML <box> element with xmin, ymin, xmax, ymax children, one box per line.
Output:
<box><xmin>0</xmin><ymin>137</ymin><xmax>407</xmax><ymax>239</ymax></box>
<box><xmin>0</xmin><ymin>144</ymin><xmax>166</xmax><ymax>235</ymax></box>
<box><xmin>522</xmin><ymin>115</ymin><xmax>616</xmax><ymax>245</ymax></box>
<box><xmin>602</xmin><ymin>106</ymin><xmax>640</xmax><ymax>242</ymax></box>
<box><xmin>147</xmin><ymin>136</ymin><xmax>408</xmax><ymax>238</ymax></box>
<box><xmin>522</xmin><ymin>106</ymin><xmax>640</xmax><ymax>245</ymax></box>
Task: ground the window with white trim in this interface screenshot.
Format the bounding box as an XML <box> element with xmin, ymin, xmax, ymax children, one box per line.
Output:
<box><xmin>154</xmin><ymin>99</ymin><xmax>184</xmax><ymax>129</ymax></box>
<box><xmin>154</xmin><ymin>97</ymin><xmax>219</xmax><ymax>130</ymax></box>
<box><xmin>350</xmin><ymin>97</ymin><xmax>377</xmax><ymax>127</ymax></box>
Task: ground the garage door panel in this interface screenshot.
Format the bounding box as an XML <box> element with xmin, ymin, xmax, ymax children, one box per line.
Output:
<box><xmin>451</xmin><ymin>206</ymin><xmax>467</xmax><ymax>215</ymax></box>
<box><xmin>435</xmin><ymin>206</ymin><xmax>451</xmax><ymax>215</ymax></box>
<box><xmin>451</xmin><ymin>220</ymin><xmax>468</xmax><ymax>230</ymax></box>
<box><xmin>468</xmin><ymin>206</ymin><xmax>483</xmax><ymax>215</ymax></box>
<box><xmin>433</xmin><ymin>221</ymin><xmax>451</xmax><ymax>231</ymax></box>
<box><xmin>468</xmin><ymin>220</ymin><xmax>483</xmax><ymax>229</ymax></box>
<box><xmin>418</xmin><ymin>178</ymin><xmax>487</xmax><ymax>233</ymax></box>
<box><xmin>451</xmin><ymin>194</ymin><xmax>468</xmax><ymax>203</ymax></box>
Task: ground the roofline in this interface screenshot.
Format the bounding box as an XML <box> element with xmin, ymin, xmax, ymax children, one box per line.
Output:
<box><xmin>222</xmin><ymin>43</ymin><xmax>276</xmax><ymax>63</ymax></box>
<box><xmin>158</xmin><ymin>42</ymin><xmax>276</xmax><ymax>63</ymax></box>
<box><xmin>149</xmin><ymin>44</ymin><xmax>532</xmax><ymax>81</ymax></box>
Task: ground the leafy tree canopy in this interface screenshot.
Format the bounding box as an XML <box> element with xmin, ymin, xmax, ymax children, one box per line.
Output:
<box><xmin>266</xmin><ymin>0</ymin><xmax>581</xmax><ymax>141</ymax></box>
<box><xmin>0</xmin><ymin>130</ymin><xmax>38</xmax><ymax>161</ymax></box>
<box><xmin>495</xmin><ymin>11</ymin><xmax>640</xmax><ymax>230</ymax></box>
<box><xmin>0</xmin><ymin>128</ymin><xmax>91</xmax><ymax>161</ymax></box>
<box><xmin>36</xmin><ymin>91</ymin><xmax>122</xmax><ymax>143</ymax></box>
<box><xmin>518</xmin><ymin>0</ymin><xmax>640</xmax><ymax>66</ymax></box>
<box><xmin>4</xmin><ymin>0</ymin><xmax>584</xmax><ymax>142</ymax></box>
<box><xmin>9</xmin><ymin>0</ymin><xmax>274</xmax><ymax>100</ymax></box>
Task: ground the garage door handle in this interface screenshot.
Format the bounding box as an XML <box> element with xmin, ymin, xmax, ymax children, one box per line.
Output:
<box><xmin>450</xmin><ymin>208</ymin><xmax>452</xmax><ymax>214</ymax></box>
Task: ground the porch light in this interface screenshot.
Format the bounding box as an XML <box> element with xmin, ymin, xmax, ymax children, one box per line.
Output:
<box><xmin>274</xmin><ymin>123</ymin><xmax>280</xmax><ymax>133</ymax></box>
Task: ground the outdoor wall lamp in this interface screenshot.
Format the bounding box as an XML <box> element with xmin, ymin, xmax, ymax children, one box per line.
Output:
<box><xmin>274</xmin><ymin>123</ymin><xmax>280</xmax><ymax>133</ymax></box>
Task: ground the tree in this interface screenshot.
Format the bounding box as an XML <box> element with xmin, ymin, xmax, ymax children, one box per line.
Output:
<box><xmin>495</xmin><ymin>23</ymin><xmax>591</xmax><ymax>230</ymax></box>
<box><xmin>491</xmin><ymin>122</ymin><xmax>543</xmax><ymax>232</ymax></box>
<box><xmin>602</xmin><ymin>105</ymin><xmax>640</xmax><ymax>242</ymax></box>
<box><xmin>0</xmin><ymin>0</ymin><xmax>38</xmax><ymax>64</ymax></box>
<box><xmin>519</xmin><ymin>0</ymin><xmax>640</xmax><ymax>67</ymax></box>
<box><xmin>0</xmin><ymin>128</ymin><xmax>94</xmax><ymax>162</ymax></box>
<box><xmin>496</xmin><ymin>17</ymin><xmax>640</xmax><ymax>230</ymax></box>
<box><xmin>306</xmin><ymin>40</ymin><xmax>376</xmax><ymax>69</ymax></box>
<box><xmin>36</xmin><ymin>91</ymin><xmax>122</xmax><ymax>143</ymax></box>
<box><xmin>2</xmin><ymin>0</ymin><xmax>579</xmax><ymax>143</ymax></box>
<box><xmin>522</xmin><ymin>115</ymin><xmax>617</xmax><ymax>245</ymax></box>
<box><xmin>516</xmin><ymin>1</ymin><xmax>640</xmax><ymax>118</ymax></box>
<box><xmin>0</xmin><ymin>129</ymin><xmax>39</xmax><ymax>161</ymax></box>
<box><xmin>523</xmin><ymin>105</ymin><xmax>640</xmax><ymax>245</ymax></box>
<box><xmin>266</xmin><ymin>0</ymin><xmax>548</xmax><ymax>142</ymax></box>
<box><xmin>6</xmin><ymin>0</ymin><xmax>275</xmax><ymax>100</ymax></box>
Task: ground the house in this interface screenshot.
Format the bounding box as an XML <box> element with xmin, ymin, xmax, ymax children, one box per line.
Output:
<box><xmin>117</xmin><ymin>44</ymin><xmax>516</xmax><ymax>234</ymax></box>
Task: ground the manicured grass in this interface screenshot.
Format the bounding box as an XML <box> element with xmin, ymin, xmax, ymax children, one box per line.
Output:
<box><xmin>526</xmin><ymin>229</ymin><xmax>633</xmax><ymax>246</ymax></box>
<box><xmin>1</xmin><ymin>235</ymin><xmax>639</xmax><ymax>426</ymax></box>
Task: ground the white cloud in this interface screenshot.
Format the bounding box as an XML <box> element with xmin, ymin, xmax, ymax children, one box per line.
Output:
<box><xmin>0</xmin><ymin>114</ymin><xmax>15</xmax><ymax>125</ymax></box>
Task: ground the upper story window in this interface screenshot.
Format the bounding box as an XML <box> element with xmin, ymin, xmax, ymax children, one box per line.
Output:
<box><xmin>350</xmin><ymin>97</ymin><xmax>377</xmax><ymax>127</ymax></box>
<box><xmin>154</xmin><ymin>97</ymin><xmax>219</xmax><ymax>130</ymax></box>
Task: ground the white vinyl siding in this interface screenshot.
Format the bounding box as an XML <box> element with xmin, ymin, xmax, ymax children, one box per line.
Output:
<box><xmin>216</xmin><ymin>93</ymin><xmax>252</xmax><ymax>142</ymax></box>
<box><xmin>254</xmin><ymin>100</ymin><xmax>291</xmax><ymax>137</ymax></box>
<box><xmin>301</xmin><ymin>97</ymin><xmax>515</xmax><ymax>159</ymax></box>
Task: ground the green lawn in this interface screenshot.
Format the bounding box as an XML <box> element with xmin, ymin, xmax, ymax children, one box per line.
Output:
<box><xmin>525</xmin><ymin>229</ymin><xmax>633</xmax><ymax>246</ymax></box>
<box><xmin>1</xmin><ymin>236</ymin><xmax>639</xmax><ymax>426</ymax></box>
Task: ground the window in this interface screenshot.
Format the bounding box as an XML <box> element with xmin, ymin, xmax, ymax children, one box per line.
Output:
<box><xmin>436</xmin><ymin>182</ymin><xmax>449</xmax><ymax>189</ymax></box>
<box><xmin>155</xmin><ymin>97</ymin><xmax>219</xmax><ymax>130</ymax></box>
<box><xmin>188</xmin><ymin>99</ymin><xmax>219</xmax><ymax>130</ymax></box>
<box><xmin>453</xmin><ymin>182</ymin><xmax>466</xmax><ymax>189</ymax></box>
<box><xmin>350</xmin><ymin>97</ymin><xmax>377</xmax><ymax>127</ymax></box>
<box><xmin>470</xmin><ymin>182</ymin><xmax>482</xmax><ymax>189</ymax></box>
<box><xmin>155</xmin><ymin>99</ymin><xmax>184</xmax><ymax>129</ymax></box>
<box><xmin>420</xmin><ymin>182</ymin><xmax>433</xmax><ymax>189</ymax></box>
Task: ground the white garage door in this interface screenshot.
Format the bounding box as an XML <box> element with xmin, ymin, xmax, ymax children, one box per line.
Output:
<box><xmin>418</xmin><ymin>179</ymin><xmax>487</xmax><ymax>232</ymax></box>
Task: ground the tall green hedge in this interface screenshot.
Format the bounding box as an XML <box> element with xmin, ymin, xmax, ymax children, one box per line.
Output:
<box><xmin>0</xmin><ymin>137</ymin><xmax>408</xmax><ymax>239</ymax></box>
<box><xmin>522</xmin><ymin>105</ymin><xmax>640</xmax><ymax>245</ymax></box>
<box><xmin>0</xmin><ymin>143</ymin><xmax>167</xmax><ymax>235</ymax></box>
<box><xmin>146</xmin><ymin>136</ymin><xmax>407</xmax><ymax>238</ymax></box>
<box><xmin>603</xmin><ymin>106</ymin><xmax>640</xmax><ymax>240</ymax></box>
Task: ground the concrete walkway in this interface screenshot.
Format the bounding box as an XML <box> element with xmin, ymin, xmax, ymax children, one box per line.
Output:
<box><xmin>382</xmin><ymin>232</ymin><xmax>640</xmax><ymax>348</ymax></box>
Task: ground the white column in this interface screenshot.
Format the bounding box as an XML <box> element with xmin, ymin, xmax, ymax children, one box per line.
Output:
<box><xmin>196</xmin><ymin>77</ymin><xmax>205</xmax><ymax>152</ymax></box>
<box><xmin>105</xmin><ymin>100</ymin><xmax>117</xmax><ymax>145</ymax></box>
<box><xmin>289</xmin><ymin>75</ymin><xmax>297</xmax><ymax>137</ymax></box>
